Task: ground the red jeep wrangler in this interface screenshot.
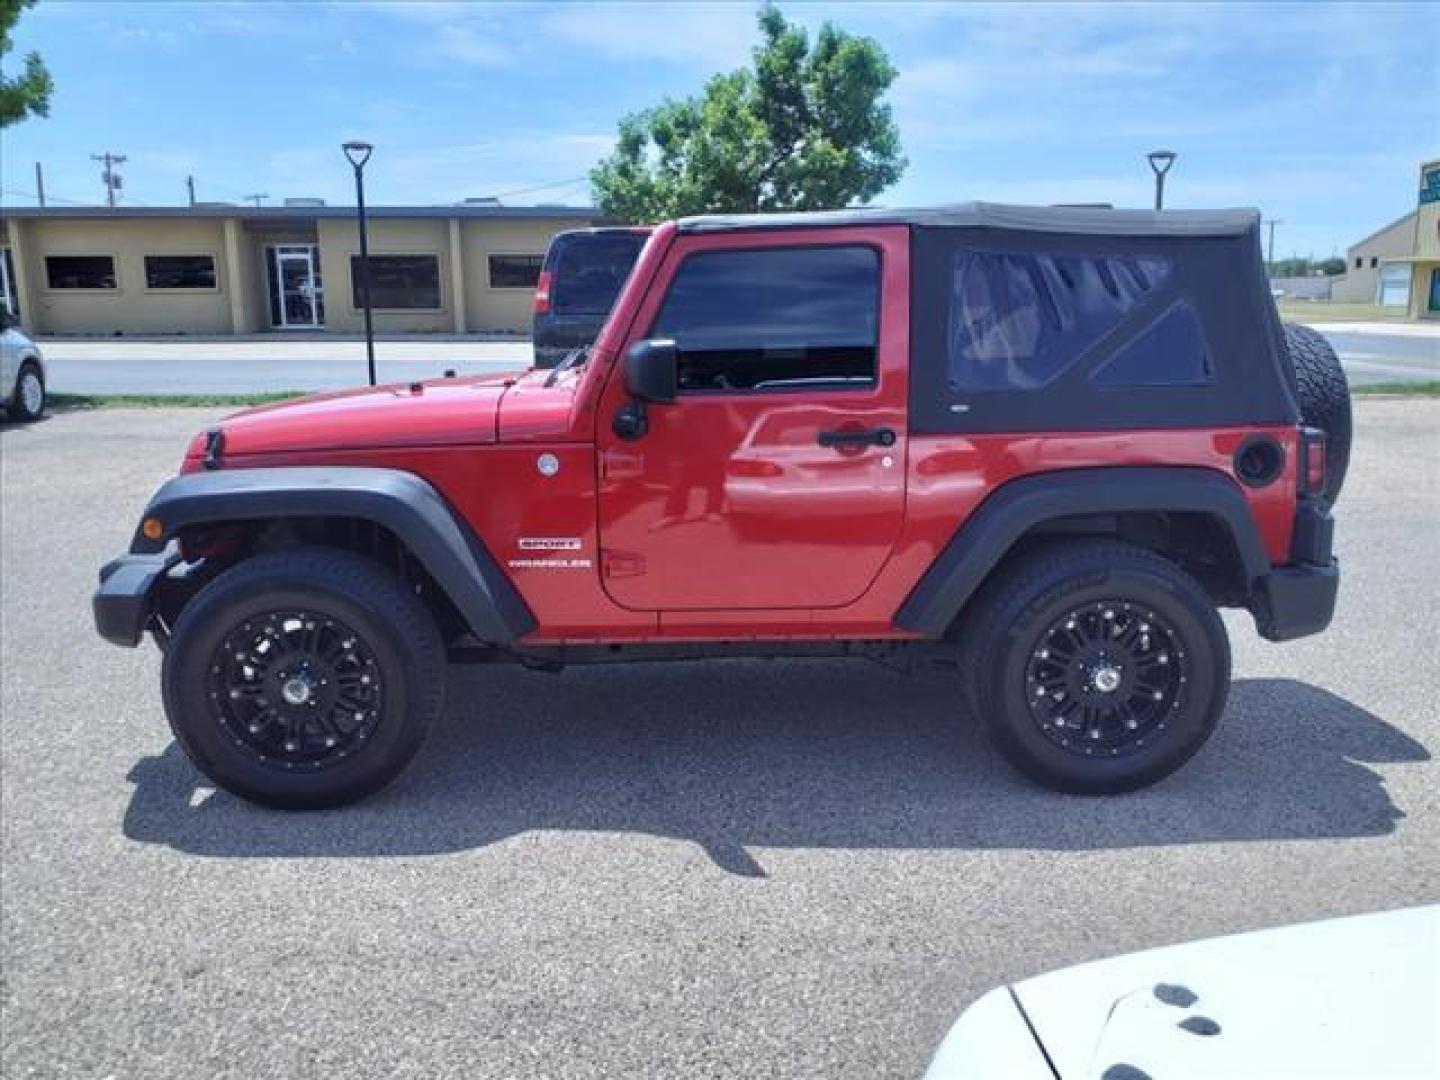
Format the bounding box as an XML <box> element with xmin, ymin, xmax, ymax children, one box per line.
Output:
<box><xmin>95</xmin><ymin>203</ymin><xmax>1347</xmax><ymax>810</ymax></box>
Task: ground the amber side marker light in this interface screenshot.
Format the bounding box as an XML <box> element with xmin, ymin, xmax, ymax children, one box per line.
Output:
<box><xmin>141</xmin><ymin>518</ymin><xmax>165</xmax><ymax>542</ymax></box>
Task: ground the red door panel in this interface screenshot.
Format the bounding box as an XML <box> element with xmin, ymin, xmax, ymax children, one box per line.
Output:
<box><xmin>595</xmin><ymin>226</ymin><xmax>911</xmax><ymax>611</ymax></box>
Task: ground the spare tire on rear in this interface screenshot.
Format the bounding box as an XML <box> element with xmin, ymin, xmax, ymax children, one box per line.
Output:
<box><xmin>1282</xmin><ymin>323</ymin><xmax>1351</xmax><ymax>506</ymax></box>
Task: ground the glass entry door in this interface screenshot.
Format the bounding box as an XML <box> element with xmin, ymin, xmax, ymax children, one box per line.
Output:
<box><xmin>0</xmin><ymin>248</ymin><xmax>17</xmax><ymax>317</ymax></box>
<box><xmin>268</xmin><ymin>245</ymin><xmax>324</xmax><ymax>328</ymax></box>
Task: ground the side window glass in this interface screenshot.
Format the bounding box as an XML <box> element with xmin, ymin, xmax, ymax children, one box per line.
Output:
<box><xmin>1091</xmin><ymin>301</ymin><xmax>1213</xmax><ymax>387</ymax></box>
<box><xmin>948</xmin><ymin>252</ymin><xmax>1171</xmax><ymax>390</ymax></box>
<box><xmin>650</xmin><ymin>245</ymin><xmax>879</xmax><ymax>393</ymax></box>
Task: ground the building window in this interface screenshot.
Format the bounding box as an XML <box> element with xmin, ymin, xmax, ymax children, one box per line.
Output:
<box><xmin>1354</xmin><ymin>257</ymin><xmax>1363</xmax><ymax>269</ymax></box>
<box><xmin>45</xmin><ymin>255</ymin><xmax>117</xmax><ymax>290</ymax></box>
<box><xmin>350</xmin><ymin>254</ymin><xmax>441</xmax><ymax>309</ymax></box>
<box><xmin>650</xmin><ymin>245</ymin><xmax>880</xmax><ymax>393</ymax></box>
<box><xmin>144</xmin><ymin>254</ymin><xmax>217</xmax><ymax>290</ymax></box>
<box><xmin>1370</xmin><ymin>256</ymin><xmax>1379</xmax><ymax>269</ymax></box>
<box><xmin>488</xmin><ymin>254</ymin><xmax>543</xmax><ymax>289</ymax></box>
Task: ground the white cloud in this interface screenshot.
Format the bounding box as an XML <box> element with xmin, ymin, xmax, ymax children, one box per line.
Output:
<box><xmin>433</xmin><ymin>24</ymin><xmax>512</xmax><ymax>66</ymax></box>
<box><xmin>375</xmin><ymin>131</ymin><xmax>612</xmax><ymax>202</ymax></box>
<box><xmin>534</xmin><ymin>3</ymin><xmax>759</xmax><ymax>69</ymax></box>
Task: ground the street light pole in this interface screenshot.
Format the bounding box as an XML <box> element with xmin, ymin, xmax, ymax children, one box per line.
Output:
<box><xmin>1146</xmin><ymin>150</ymin><xmax>1177</xmax><ymax>211</ymax></box>
<box><xmin>343</xmin><ymin>140</ymin><xmax>377</xmax><ymax>386</ymax></box>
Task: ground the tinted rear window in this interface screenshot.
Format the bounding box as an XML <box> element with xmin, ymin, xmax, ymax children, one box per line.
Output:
<box><xmin>552</xmin><ymin>235</ymin><xmax>645</xmax><ymax>314</ymax></box>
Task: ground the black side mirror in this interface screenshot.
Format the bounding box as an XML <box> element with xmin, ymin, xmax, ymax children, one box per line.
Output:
<box><xmin>624</xmin><ymin>338</ymin><xmax>678</xmax><ymax>404</ymax></box>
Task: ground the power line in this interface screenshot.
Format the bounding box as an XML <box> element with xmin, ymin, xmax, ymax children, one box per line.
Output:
<box><xmin>2</xmin><ymin>186</ymin><xmax>96</xmax><ymax>206</ymax></box>
<box><xmin>488</xmin><ymin>176</ymin><xmax>589</xmax><ymax>200</ymax></box>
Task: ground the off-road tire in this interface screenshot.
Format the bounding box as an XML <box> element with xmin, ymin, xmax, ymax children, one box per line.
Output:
<box><xmin>161</xmin><ymin>548</ymin><xmax>445</xmax><ymax>809</ymax></box>
<box><xmin>963</xmin><ymin>540</ymin><xmax>1230</xmax><ymax>794</ymax></box>
<box><xmin>8</xmin><ymin>361</ymin><xmax>44</xmax><ymax>422</ymax></box>
<box><xmin>1283</xmin><ymin>323</ymin><xmax>1351</xmax><ymax>506</ymax></box>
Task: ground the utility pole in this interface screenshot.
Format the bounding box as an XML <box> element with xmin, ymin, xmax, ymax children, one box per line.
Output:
<box><xmin>187</xmin><ymin>175</ymin><xmax>196</xmax><ymax>207</ymax></box>
<box><xmin>243</xmin><ymin>193</ymin><xmax>268</xmax><ymax>208</ymax></box>
<box><xmin>34</xmin><ymin>162</ymin><xmax>46</xmax><ymax>207</ymax></box>
<box><xmin>1267</xmin><ymin>219</ymin><xmax>1282</xmax><ymax>266</ymax></box>
<box><xmin>91</xmin><ymin>151</ymin><xmax>127</xmax><ymax>208</ymax></box>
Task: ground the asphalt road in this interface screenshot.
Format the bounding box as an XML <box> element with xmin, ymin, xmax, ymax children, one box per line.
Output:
<box><xmin>39</xmin><ymin>338</ymin><xmax>534</xmax><ymax>395</ymax></box>
<box><xmin>32</xmin><ymin>325</ymin><xmax>1440</xmax><ymax>395</ymax></box>
<box><xmin>1318</xmin><ymin>330</ymin><xmax>1439</xmax><ymax>385</ymax></box>
<box><xmin>2</xmin><ymin>402</ymin><xmax>1438</xmax><ymax>1078</ymax></box>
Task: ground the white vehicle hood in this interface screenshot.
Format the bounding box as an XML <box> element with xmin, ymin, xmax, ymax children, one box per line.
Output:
<box><xmin>926</xmin><ymin>905</ymin><xmax>1439</xmax><ymax>1080</ymax></box>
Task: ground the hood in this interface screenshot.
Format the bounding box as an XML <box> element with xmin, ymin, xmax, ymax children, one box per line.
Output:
<box><xmin>925</xmin><ymin>905</ymin><xmax>1439</xmax><ymax>1080</ymax></box>
<box><xmin>190</xmin><ymin>372</ymin><xmax>526</xmax><ymax>460</ymax></box>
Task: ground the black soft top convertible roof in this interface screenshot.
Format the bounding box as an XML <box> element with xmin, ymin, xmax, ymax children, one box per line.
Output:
<box><xmin>676</xmin><ymin>202</ymin><xmax>1260</xmax><ymax>239</ymax></box>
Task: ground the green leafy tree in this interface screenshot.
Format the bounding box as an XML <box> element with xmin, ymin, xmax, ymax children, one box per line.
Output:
<box><xmin>1267</xmin><ymin>256</ymin><xmax>1348</xmax><ymax>278</ymax></box>
<box><xmin>1</xmin><ymin>0</ymin><xmax>52</xmax><ymax>128</ymax></box>
<box><xmin>591</xmin><ymin>4</ymin><xmax>905</xmax><ymax>221</ymax></box>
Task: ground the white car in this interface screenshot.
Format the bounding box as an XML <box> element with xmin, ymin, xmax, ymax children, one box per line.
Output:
<box><xmin>925</xmin><ymin>905</ymin><xmax>1439</xmax><ymax>1080</ymax></box>
<box><xmin>1</xmin><ymin>309</ymin><xmax>46</xmax><ymax>422</ymax></box>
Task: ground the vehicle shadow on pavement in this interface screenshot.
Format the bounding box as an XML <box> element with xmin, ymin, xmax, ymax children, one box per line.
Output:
<box><xmin>122</xmin><ymin>668</ymin><xmax>1428</xmax><ymax>874</ymax></box>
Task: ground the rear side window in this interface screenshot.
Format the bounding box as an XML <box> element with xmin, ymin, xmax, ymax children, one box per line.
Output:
<box><xmin>1091</xmin><ymin>301</ymin><xmax>1213</xmax><ymax>387</ymax></box>
<box><xmin>553</xmin><ymin>236</ymin><xmax>644</xmax><ymax>315</ymax></box>
<box><xmin>949</xmin><ymin>252</ymin><xmax>1171</xmax><ymax>390</ymax></box>
<box><xmin>650</xmin><ymin>245</ymin><xmax>879</xmax><ymax>393</ymax></box>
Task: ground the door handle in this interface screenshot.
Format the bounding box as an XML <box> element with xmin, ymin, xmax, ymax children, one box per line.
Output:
<box><xmin>817</xmin><ymin>427</ymin><xmax>897</xmax><ymax>449</ymax></box>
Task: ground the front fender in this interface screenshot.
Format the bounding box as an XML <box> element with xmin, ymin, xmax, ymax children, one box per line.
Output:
<box><xmin>115</xmin><ymin>466</ymin><xmax>535</xmax><ymax>645</ymax></box>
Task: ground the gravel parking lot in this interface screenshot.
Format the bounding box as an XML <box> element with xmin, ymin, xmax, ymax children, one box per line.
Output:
<box><xmin>2</xmin><ymin>401</ymin><xmax>1437</xmax><ymax>1078</ymax></box>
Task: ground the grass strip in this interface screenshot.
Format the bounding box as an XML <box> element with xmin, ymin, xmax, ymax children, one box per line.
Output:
<box><xmin>48</xmin><ymin>391</ymin><xmax>307</xmax><ymax>410</ymax></box>
<box><xmin>1352</xmin><ymin>381</ymin><xmax>1440</xmax><ymax>397</ymax></box>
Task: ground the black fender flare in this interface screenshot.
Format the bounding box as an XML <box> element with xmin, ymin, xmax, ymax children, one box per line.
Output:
<box><xmin>894</xmin><ymin>466</ymin><xmax>1272</xmax><ymax>637</ymax></box>
<box><xmin>130</xmin><ymin>466</ymin><xmax>536</xmax><ymax>643</ymax></box>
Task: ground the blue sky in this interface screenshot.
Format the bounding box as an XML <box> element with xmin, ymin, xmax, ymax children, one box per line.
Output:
<box><xmin>2</xmin><ymin>1</ymin><xmax>1435</xmax><ymax>257</ymax></box>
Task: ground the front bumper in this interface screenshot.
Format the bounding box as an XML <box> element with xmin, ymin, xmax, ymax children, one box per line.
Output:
<box><xmin>93</xmin><ymin>552</ymin><xmax>176</xmax><ymax>647</ymax></box>
<box><xmin>1250</xmin><ymin>498</ymin><xmax>1339</xmax><ymax>642</ymax></box>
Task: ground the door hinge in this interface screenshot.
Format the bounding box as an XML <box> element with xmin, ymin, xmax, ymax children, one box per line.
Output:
<box><xmin>602</xmin><ymin>550</ymin><xmax>646</xmax><ymax>578</ymax></box>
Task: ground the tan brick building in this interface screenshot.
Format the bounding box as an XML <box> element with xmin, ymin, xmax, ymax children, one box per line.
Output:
<box><xmin>0</xmin><ymin>203</ymin><xmax>605</xmax><ymax>336</ymax></box>
<box><xmin>1330</xmin><ymin>159</ymin><xmax>1440</xmax><ymax>319</ymax></box>
<box><xmin>1409</xmin><ymin>158</ymin><xmax>1440</xmax><ymax>321</ymax></box>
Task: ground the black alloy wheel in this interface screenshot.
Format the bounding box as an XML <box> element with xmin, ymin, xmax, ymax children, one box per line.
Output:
<box><xmin>1023</xmin><ymin>600</ymin><xmax>1186</xmax><ymax>758</ymax></box>
<box><xmin>209</xmin><ymin>610</ymin><xmax>384</xmax><ymax>773</ymax></box>
<box><xmin>163</xmin><ymin>548</ymin><xmax>445</xmax><ymax>809</ymax></box>
<box><xmin>961</xmin><ymin>540</ymin><xmax>1230</xmax><ymax>794</ymax></box>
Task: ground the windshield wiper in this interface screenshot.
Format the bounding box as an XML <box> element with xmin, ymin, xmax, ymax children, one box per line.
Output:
<box><xmin>543</xmin><ymin>345</ymin><xmax>590</xmax><ymax>388</ymax></box>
